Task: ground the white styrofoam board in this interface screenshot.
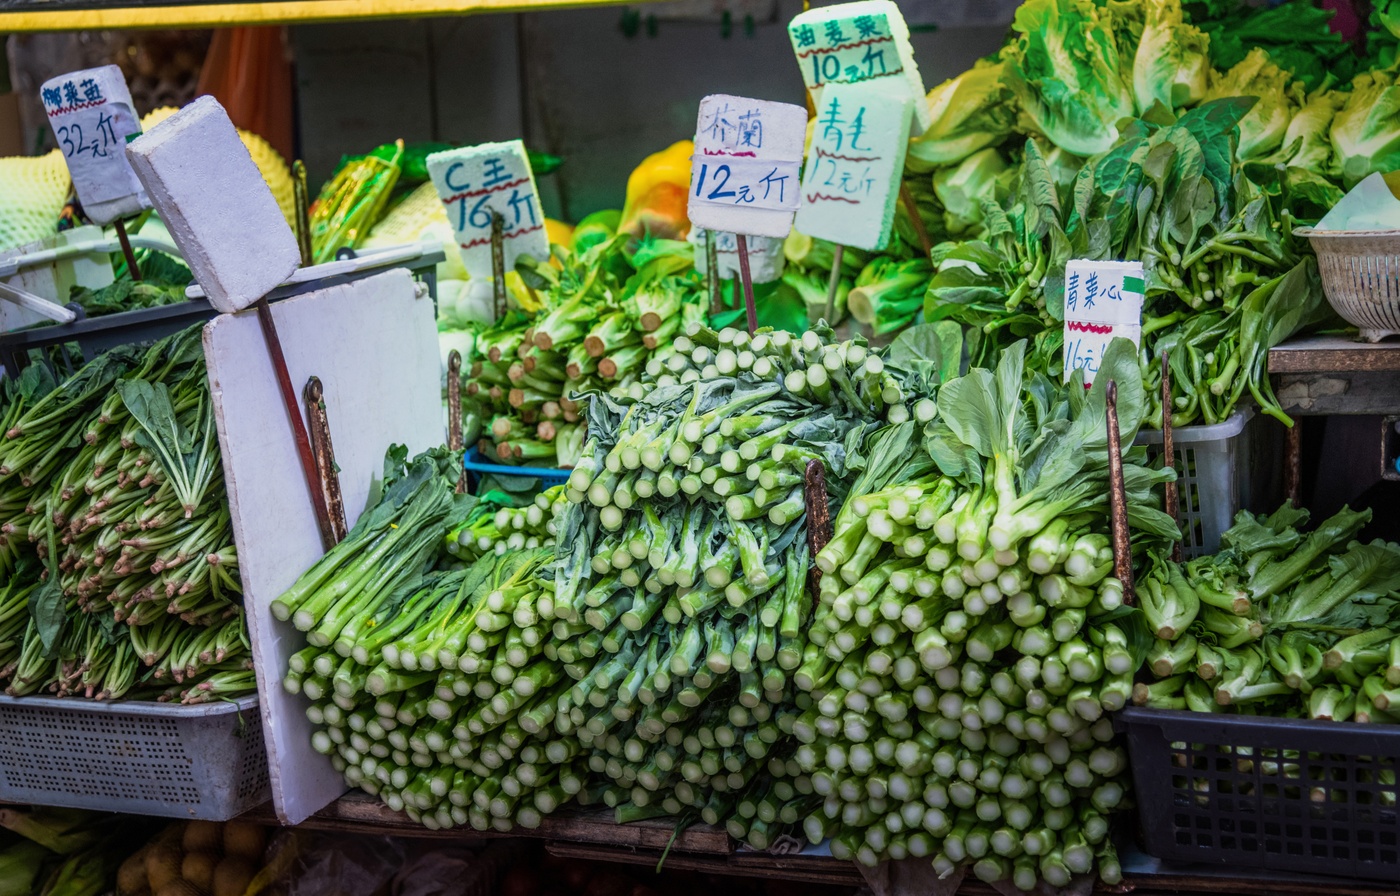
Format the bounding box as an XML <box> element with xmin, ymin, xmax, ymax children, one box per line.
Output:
<box><xmin>203</xmin><ymin>268</ymin><xmax>443</xmax><ymax>824</ymax></box>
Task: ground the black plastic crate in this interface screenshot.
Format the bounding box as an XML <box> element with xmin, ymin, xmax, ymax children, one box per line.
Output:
<box><xmin>1118</xmin><ymin>707</ymin><xmax>1400</xmax><ymax>881</ymax></box>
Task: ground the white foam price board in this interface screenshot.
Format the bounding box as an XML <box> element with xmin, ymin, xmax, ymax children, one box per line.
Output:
<box><xmin>1062</xmin><ymin>259</ymin><xmax>1145</xmax><ymax>386</ymax></box>
<box><xmin>426</xmin><ymin>140</ymin><xmax>548</xmax><ymax>280</ymax></box>
<box><xmin>688</xmin><ymin>94</ymin><xmax>806</xmax><ymax>240</ymax></box>
<box><xmin>39</xmin><ymin>65</ymin><xmax>150</xmax><ymax>225</ymax></box>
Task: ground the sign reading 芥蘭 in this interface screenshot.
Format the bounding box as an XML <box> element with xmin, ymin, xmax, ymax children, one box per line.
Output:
<box><xmin>795</xmin><ymin>79</ymin><xmax>914</xmax><ymax>252</ymax></box>
<box><xmin>688</xmin><ymin>94</ymin><xmax>806</xmax><ymax>240</ymax></box>
<box><xmin>1062</xmin><ymin>259</ymin><xmax>1145</xmax><ymax>386</ymax></box>
<box><xmin>40</xmin><ymin>65</ymin><xmax>149</xmax><ymax>224</ymax></box>
<box><xmin>426</xmin><ymin>140</ymin><xmax>548</xmax><ymax>279</ymax></box>
<box><xmin>787</xmin><ymin>0</ymin><xmax>931</xmax><ymax>133</ymax></box>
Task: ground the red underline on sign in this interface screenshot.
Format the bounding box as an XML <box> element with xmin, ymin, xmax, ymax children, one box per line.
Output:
<box><xmin>700</xmin><ymin>149</ymin><xmax>757</xmax><ymax>157</ymax></box>
<box><xmin>796</xmin><ymin>35</ymin><xmax>895</xmax><ymax>58</ymax></box>
<box><xmin>815</xmin><ymin>148</ymin><xmax>881</xmax><ymax>163</ymax></box>
<box><xmin>461</xmin><ymin>224</ymin><xmax>544</xmax><ymax>248</ymax></box>
<box><xmin>805</xmin><ymin>194</ymin><xmax>861</xmax><ymax>204</ymax></box>
<box><xmin>442</xmin><ymin>178</ymin><xmax>530</xmax><ymax>203</ymax></box>
<box><xmin>1066</xmin><ymin>321</ymin><xmax>1114</xmax><ymax>334</ymax></box>
<box><xmin>45</xmin><ymin>99</ymin><xmax>108</xmax><ymax>116</ymax></box>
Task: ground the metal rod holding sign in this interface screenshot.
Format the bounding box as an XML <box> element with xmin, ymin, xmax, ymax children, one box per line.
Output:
<box><xmin>256</xmin><ymin>298</ymin><xmax>337</xmax><ymax>551</ymax></box>
<box><xmin>1105</xmin><ymin>381</ymin><xmax>1135</xmax><ymax>606</ymax></box>
<box><xmin>706</xmin><ymin>233</ymin><xmax>722</xmax><ymax>317</ymax></box>
<box><xmin>113</xmin><ymin>219</ymin><xmax>141</xmax><ymax>281</ymax></box>
<box><xmin>1161</xmin><ymin>352</ymin><xmax>1182</xmax><ymax>563</ymax></box>
<box><xmin>303</xmin><ymin>376</ymin><xmax>347</xmax><ymax>546</ymax></box>
<box><xmin>824</xmin><ymin>244</ymin><xmax>844</xmax><ymax>324</ymax></box>
<box><xmin>735</xmin><ymin>234</ymin><xmax>759</xmax><ymax>336</ymax></box>
<box><xmin>900</xmin><ymin>183</ymin><xmax>934</xmax><ymax>258</ymax></box>
<box><xmin>491</xmin><ymin>211</ymin><xmax>507</xmax><ymax>322</ymax></box>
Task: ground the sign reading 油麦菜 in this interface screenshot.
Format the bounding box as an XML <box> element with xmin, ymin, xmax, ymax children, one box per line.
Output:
<box><xmin>40</xmin><ymin>65</ymin><xmax>149</xmax><ymax>223</ymax></box>
<box><xmin>688</xmin><ymin>94</ymin><xmax>806</xmax><ymax>240</ymax></box>
<box><xmin>795</xmin><ymin>79</ymin><xmax>914</xmax><ymax>252</ymax></box>
<box><xmin>787</xmin><ymin>0</ymin><xmax>931</xmax><ymax>133</ymax></box>
<box><xmin>1062</xmin><ymin>259</ymin><xmax>1145</xmax><ymax>386</ymax></box>
<box><xmin>426</xmin><ymin>140</ymin><xmax>548</xmax><ymax>278</ymax></box>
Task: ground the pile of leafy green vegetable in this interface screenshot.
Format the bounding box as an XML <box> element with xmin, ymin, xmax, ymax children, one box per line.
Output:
<box><xmin>1133</xmin><ymin>504</ymin><xmax>1400</xmax><ymax>721</ymax></box>
<box><xmin>925</xmin><ymin>99</ymin><xmax>1334</xmax><ymax>428</ymax></box>
<box><xmin>66</xmin><ymin>251</ymin><xmax>193</xmax><ymax>318</ymax></box>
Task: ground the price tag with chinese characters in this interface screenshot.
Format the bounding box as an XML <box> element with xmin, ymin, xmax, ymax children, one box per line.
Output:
<box><xmin>795</xmin><ymin>79</ymin><xmax>913</xmax><ymax>251</ymax></box>
<box><xmin>690</xmin><ymin>228</ymin><xmax>785</xmax><ymax>283</ymax></box>
<box><xmin>688</xmin><ymin>94</ymin><xmax>806</xmax><ymax>240</ymax></box>
<box><xmin>40</xmin><ymin>65</ymin><xmax>148</xmax><ymax>223</ymax></box>
<box><xmin>1062</xmin><ymin>259</ymin><xmax>1146</xmax><ymax>386</ymax></box>
<box><xmin>787</xmin><ymin>0</ymin><xmax>931</xmax><ymax>133</ymax></box>
<box><xmin>426</xmin><ymin>139</ymin><xmax>548</xmax><ymax>279</ymax></box>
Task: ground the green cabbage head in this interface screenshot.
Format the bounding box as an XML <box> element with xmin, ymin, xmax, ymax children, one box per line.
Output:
<box><xmin>1002</xmin><ymin>0</ymin><xmax>1135</xmax><ymax>157</ymax></box>
<box><xmin>1203</xmin><ymin>48</ymin><xmax>1299</xmax><ymax>160</ymax></box>
<box><xmin>1132</xmin><ymin>0</ymin><xmax>1211</xmax><ymax>114</ymax></box>
<box><xmin>1330</xmin><ymin>65</ymin><xmax>1400</xmax><ymax>188</ymax></box>
<box><xmin>907</xmin><ymin>60</ymin><xmax>1017</xmax><ymax>173</ymax></box>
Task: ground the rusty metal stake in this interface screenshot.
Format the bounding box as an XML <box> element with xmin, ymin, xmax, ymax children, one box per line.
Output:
<box><xmin>446</xmin><ymin>350</ymin><xmax>469</xmax><ymax>495</ymax></box>
<box><xmin>804</xmin><ymin>459</ymin><xmax>832</xmax><ymax>599</ymax></box>
<box><xmin>1161</xmin><ymin>352</ymin><xmax>1182</xmax><ymax>563</ymax></box>
<box><xmin>293</xmin><ymin>160</ymin><xmax>313</xmax><ymax>267</ymax></box>
<box><xmin>491</xmin><ymin>212</ymin><xmax>507</xmax><ymax>322</ymax></box>
<box><xmin>735</xmin><ymin>233</ymin><xmax>758</xmax><ymax>336</ymax></box>
<box><xmin>255</xmin><ymin>298</ymin><xmax>337</xmax><ymax>551</ymax></box>
<box><xmin>1106</xmin><ymin>380</ymin><xmax>1136</xmax><ymax>606</ymax></box>
<box><xmin>1285</xmin><ymin>421</ymin><xmax>1303</xmax><ymax>508</ymax></box>
<box><xmin>303</xmin><ymin>376</ymin><xmax>347</xmax><ymax>546</ymax></box>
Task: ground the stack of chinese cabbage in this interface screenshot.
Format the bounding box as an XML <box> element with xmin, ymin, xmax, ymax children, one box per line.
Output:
<box><xmin>791</xmin><ymin>336</ymin><xmax>1178</xmax><ymax>887</ymax></box>
<box><xmin>0</xmin><ymin>328</ymin><xmax>252</xmax><ymax>703</ymax></box>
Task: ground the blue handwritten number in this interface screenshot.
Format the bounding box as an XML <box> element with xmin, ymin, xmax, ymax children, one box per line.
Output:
<box><xmin>469</xmin><ymin>196</ymin><xmax>493</xmax><ymax>229</ymax></box>
<box><xmin>706</xmin><ymin>165</ymin><xmax>735</xmax><ymax>200</ymax></box>
<box><xmin>812</xmin><ymin>54</ymin><xmax>841</xmax><ymax>83</ymax></box>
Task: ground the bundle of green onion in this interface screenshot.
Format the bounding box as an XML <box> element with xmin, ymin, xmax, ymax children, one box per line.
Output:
<box><xmin>0</xmin><ymin>328</ymin><xmax>252</xmax><ymax>703</ymax></box>
<box><xmin>1133</xmin><ymin>504</ymin><xmax>1400</xmax><ymax>719</ymax></box>
<box><xmin>791</xmin><ymin>338</ymin><xmax>1178</xmax><ymax>889</ymax></box>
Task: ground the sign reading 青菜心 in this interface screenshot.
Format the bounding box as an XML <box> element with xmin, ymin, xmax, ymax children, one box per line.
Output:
<box><xmin>795</xmin><ymin>79</ymin><xmax>914</xmax><ymax>252</ymax></box>
<box><xmin>1062</xmin><ymin>259</ymin><xmax>1145</xmax><ymax>386</ymax></box>
<box><xmin>40</xmin><ymin>65</ymin><xmax>149</xmax><ymax>223</ymax></box>
<box><xmin>787</xmin><ymin>0</ymin><xmax>931</xmax><ymax>133</ymax></box>
<box><xmin>688</xmin><ymin>94</ymin><xmax>806</xmax><ymax>240</ymax></box>
<box><xmin>426</xmin><ymin>140</ymin><xmax>548</xmax><ymax>278</ymax></box>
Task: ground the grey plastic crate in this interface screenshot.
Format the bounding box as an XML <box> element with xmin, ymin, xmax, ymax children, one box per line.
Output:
<box><xmin>1119</xmin><ymin>706</ymin><xmax>1400</xmax><ymax>881</ymax></box>
<box><xmin>1134</xmin><ymin>409</ymin><xmax>1284</xmax><ymax>557</ymax></box>
<box><xmin>0</xmin><ymin>694</ymin><xmax>268</xmax><ymax>820</ymax></box>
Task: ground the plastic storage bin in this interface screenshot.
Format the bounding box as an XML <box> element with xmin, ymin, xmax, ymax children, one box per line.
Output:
<box><xmin>463</xmin><ymin>447</ymin><xmax>572</xmax><ymax>488</ymax></box>
<box><xmin>1133</xmin><ymin>410</ymin><xmax>1282</xmax><ymax>558</ymax></box>
<box><xmin>1118</xmin><ymin>706</ymin><xmax>1400</xmax><ymax>881</ymax></box>
<box><xmin>0</xmin><ymin>694</ymin><xmax>269</xmax><ymax>820</ymax></box>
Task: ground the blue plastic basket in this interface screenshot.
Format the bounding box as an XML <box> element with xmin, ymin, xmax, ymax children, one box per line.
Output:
<box><xmin>463</xmin><ymin>448</ymin><xmax>572</xmax><ymax>488</ymax></box>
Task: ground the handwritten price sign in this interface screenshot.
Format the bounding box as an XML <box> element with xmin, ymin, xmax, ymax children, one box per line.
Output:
<box><xmin>40</xmin><ymin>65</ymin><xmax>147</xmax><ymax>222</ymax></box>
<box><xmin>1062</xmin><ymin>259</ymin><xmax>1145</xmax><ymax>386</ymax></box>
<box><xmin>426</xmin><ymin>139</ymin><xmax>548</xmax><ymax>279</ymax></box>
<box><xmin>787</xmin><ymin>0</ymin><xmax>931</xmax><ymax>133</ymax></box>
<box><xmin>689</xmin><ymin>94</ymin><xmax>806</xmax><ymax>240</ymax></box>
<box><xmin>795</xmin><ymin>79</ymin><xmax>913</xmax><ymax>251</ymax></box>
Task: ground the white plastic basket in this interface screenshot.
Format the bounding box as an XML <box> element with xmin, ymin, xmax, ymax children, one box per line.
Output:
<box><xmin>0</xmin><ymin>694</ymin><xmax>269</xmax><ymax>820</ymax></box>
<box><xmin>1299</xmin><ymin>227</ymin><xmax>1400</xmax><ymax>342</ymax></box>
<box><xmin>1134</xmin><ymin>410</ymin><xmax>1282</xmax><ymax>558</ymax></box>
